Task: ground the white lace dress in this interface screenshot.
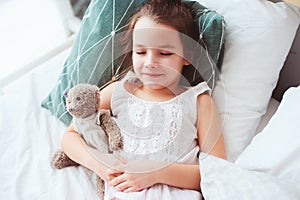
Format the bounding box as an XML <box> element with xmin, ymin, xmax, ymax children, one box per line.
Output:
<box><xmin>104</xmin><ymin>71</ymin><xmax>210</xmax><ymax>200</ymax></box>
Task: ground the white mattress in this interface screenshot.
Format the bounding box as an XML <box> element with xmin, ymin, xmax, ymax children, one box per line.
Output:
<box><xmin>0</xmin><ymin>48</ymin><xmax>99</xmax><ymax>199</ymax></box>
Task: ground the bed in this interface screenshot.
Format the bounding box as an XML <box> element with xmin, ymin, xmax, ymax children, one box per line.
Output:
<box><xmin>1</xmin><ymin>0</ymin><xmax>300</xmax><ymax>199</ymax></box>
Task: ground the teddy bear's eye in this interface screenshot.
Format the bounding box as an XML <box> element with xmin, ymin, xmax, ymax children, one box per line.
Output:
<box><xmin>76</xmin><ymin>97</ymin><xmax>81</xmax><ymax>101</ymax></box>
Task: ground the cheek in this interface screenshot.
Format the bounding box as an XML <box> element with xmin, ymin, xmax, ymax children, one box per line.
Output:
<box><xmin>132</xmin><ymin>55</ymin><xmax>143</xmax><ymax>69</ymax></box>
<box><xmin>165</xmin><ymin>58</ymin><xmax>184</xmax><ymax>72</ymax></box>
<box><xmin>132</xmin><ymin>56</ymin><xmax>140</xmax><ymax>73</ymax></box>
<box><xmin>164</xmin><ymin>67</ymin><xmax>182</xmax><ymax>78</ymax></box>
<box><xmin>132</xmin><ymin>54</ymin><xmax>139</xmax><ymax>66</ymax></box>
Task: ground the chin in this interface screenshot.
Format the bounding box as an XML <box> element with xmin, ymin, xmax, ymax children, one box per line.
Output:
<box><xmin>143</xmin><ymin>82</ymin><xmax>166</xmax><ymax>89</ymax></box>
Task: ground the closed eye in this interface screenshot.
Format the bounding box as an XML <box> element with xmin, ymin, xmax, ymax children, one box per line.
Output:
<box><xmin>160</xmin><ymin>52</ymin><xmax>173</xmax><ymax>56</ymax></box>
<box><xmin>135</xmin><ymin>51</ymin><xmax>146</xmax><ymax>55</ymax></box>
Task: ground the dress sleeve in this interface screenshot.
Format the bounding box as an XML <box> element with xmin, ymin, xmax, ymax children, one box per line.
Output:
<box><xmin>192</xmin><ymin>81</ymin><xmax>211</xmax><ymax>97</ymax></box>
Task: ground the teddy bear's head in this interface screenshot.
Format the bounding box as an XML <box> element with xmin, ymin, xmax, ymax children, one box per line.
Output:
<box><xmin>65</xmin><ymin>84</ymin><xmax>100</xmax><ymax>118</ymax></box>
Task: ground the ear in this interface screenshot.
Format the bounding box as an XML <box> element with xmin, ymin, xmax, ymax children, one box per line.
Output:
<box><xmin>183</xmin><ymin>59</ymin><xmax>191</xmax><ymax>66</ymax></box>
<box><xmin>183</xmin><ymin>50</ymin><xmax>194</xmax><ymax>66</ymax></box>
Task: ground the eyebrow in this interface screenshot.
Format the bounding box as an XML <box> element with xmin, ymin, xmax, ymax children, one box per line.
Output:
<box><xmin>133</xmin><ymin>44</ymin><xmax>176</xmax><ymax>50</ymax></box>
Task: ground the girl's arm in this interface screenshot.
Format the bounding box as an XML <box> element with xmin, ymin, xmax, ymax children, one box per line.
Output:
<box><xmin>154</xmin><ymin>163</ymin><xmax>200</xmax><ymax>190</ymax></box>
<box><xmin>61</xmin><ymin>125</ymin><xmax>108</xmax><ymax>179</ymax></box>
<box><xmin>98</xmin><ymin>81</ymin><xmax>120</xmax><ymax>111</ymax></box>
<box><xmin>108</xmin><ymin>162</ymin><xmax>200</xmax><ymax>192</ymax></box>
<box><xmin>157</xmin><ymin>94</ymin><xmax>226</xmax><ymax>189</ymax></box>
<box><xmin>60</xmin><ymin>81</ymin><xmax>121</xmax><ymax>180</ymax></box>
<box><xmin>109</xmin><ymin>93</ymin><xmax>226</xmax><ymax>192</ymax></box>
<box><xmin>196</xmin><ymin>93</ymin><xmax>226</xmax><ymax>159</ymax></box>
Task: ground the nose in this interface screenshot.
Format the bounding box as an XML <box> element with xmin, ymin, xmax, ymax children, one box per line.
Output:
<box><xmin>68</xmin><ymin>107</ymin><xmax>74</xmax><ymax>112</ymax></box>
<box><xmin>144</xmin><ymin>51</ymin><xmax>156</xmax><ymax>68</ymax></box>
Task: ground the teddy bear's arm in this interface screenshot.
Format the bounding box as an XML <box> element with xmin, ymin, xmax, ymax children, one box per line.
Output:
<box><xmin>98</xmin><ymin>110</ymin><xmax>123</xmax><ymax>151</ymax></box>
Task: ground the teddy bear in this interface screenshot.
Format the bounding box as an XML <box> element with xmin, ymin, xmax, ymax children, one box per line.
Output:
<box><xmin>51</xmin><ymin>83</ymin><xmax>123</xmax><ymax>200</ymax></box>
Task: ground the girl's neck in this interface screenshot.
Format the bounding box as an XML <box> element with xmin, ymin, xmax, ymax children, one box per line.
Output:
<box><xmin>133</xmin><ymin>84</ymin><xmax>185</xmax><ymax>102</ymax></box>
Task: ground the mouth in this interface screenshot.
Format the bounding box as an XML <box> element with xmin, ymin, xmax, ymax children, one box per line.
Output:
<box><xmin>142</xmin><ymin>73</ymin><xmax>163</xmax><ymax>78</ymax></box>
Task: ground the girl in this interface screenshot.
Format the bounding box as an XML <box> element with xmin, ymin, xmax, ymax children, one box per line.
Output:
<box><xmin>61</xmin><ymin>0</ymin><xmax>226</xmax><ymax>199</ymax></box>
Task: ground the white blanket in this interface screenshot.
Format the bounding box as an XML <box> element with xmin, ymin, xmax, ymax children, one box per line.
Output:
<box><xmin>0</xmin><ymin>48</ymin><xmax>99</xmax><ymax>199</ymax></box>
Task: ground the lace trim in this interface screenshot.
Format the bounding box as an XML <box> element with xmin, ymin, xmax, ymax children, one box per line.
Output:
<box><xmin>117</xmin><ymin>95</ymin><xmax>183</xmax><ymax>159</ymax></box>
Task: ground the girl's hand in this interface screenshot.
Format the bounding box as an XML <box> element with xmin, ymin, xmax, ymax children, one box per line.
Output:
<box><xmin>108</xmin><ymin>160</ymin><xmax>167</xmax><ymax>192</ymax></box>
<box><xmin>84</xmin><ymin>146</ymin><xmax>127</xmax><ymax>180</ymax></box>
<box><xmin>108</xmin><ymin>170</ymin><xmax>157</xmax><ymax>192</ymax></box>
<box><xmin>93</xmin><ymin>154</ymin><xmax>126</xmax><ymax>181</ymax></box>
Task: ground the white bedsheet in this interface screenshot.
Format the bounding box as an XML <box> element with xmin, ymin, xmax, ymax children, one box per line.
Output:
<box><xmin>0</xmin><ymin>48</ymin><xmax>99</xmax><ymax>199</ymax></box>
<box><xmin>0</xmin><ymin>45</ymin><xmax>295</xmax><ymax>200</ymax></box>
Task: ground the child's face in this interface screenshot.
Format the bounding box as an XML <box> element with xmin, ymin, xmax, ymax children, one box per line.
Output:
<box><xmin>132</xmin><ymin>16</ymin><xmax>189</xmax><ymax>90</ymax></box>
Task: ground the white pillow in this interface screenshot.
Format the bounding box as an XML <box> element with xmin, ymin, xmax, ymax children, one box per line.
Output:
<box><xmin>255</xmin><ymin>97</ymin><xmax>280</xmax><ymax>134</ymax></box>
<box><xmin>235</xmin><ymin>85</ymin><xmax>300</xmax><ymax>185</ymax></box>
<box><xmin>197</xmin><ymin>0</ymin><xmax>300</xmax><ymax>161</ymax></box>
<box><xmin>199</xmin><ymin>153</ymin><xmax>300</xmax><ymax>200</ymax></box>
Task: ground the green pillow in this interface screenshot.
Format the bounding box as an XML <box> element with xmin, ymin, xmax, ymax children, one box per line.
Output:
<box><xmin>41</xmin><ymin>0</ymin><xmax>225</xmax><ymax>126</ymax></box>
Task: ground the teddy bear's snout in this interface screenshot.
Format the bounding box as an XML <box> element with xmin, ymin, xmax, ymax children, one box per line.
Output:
<box><xmin>66</xmin><ymin>104</ymin><xmax>76</xmax><ymax>113</ymax></box>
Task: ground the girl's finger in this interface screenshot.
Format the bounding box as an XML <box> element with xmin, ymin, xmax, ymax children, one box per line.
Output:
<box><xmin>123</xmin><ymin>187</ymin><xmax>136</xmax><ymax>193</ymax></box>
<box><xmin>114</xmin><ymin>180</ymin><xmax>131</xmax><ymax>192</ymax></box>
<box><xmin>109</xmin><ymin>174</ymin><xmax>126</xmax><ymax>187</ymax></box>
<box><xmin>107</xmin><ymin>168</ymin><xmax>123</xmax><ymax>175</ymax></box>
<box><xmin>105</xmin><ymin>169</ymin><xmax>124</xmax><ymax>181</ymax></box>
<box><xmin>109</xmin><ymin>177</ymin><xmax>119</xmax><ymax>187</ymax></box>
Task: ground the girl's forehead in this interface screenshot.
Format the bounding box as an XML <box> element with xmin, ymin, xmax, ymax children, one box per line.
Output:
<box><xmin>134</xmin><ymin>16</ymin><xmax>177</xmax><ymax>31</ymax></box>
<box><xmin>133</xmin><ymin>17</ymin><xmax>183</xmax><ymax>53</ymax></box>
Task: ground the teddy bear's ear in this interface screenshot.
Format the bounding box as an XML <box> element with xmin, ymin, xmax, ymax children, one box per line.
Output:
<box><xmin>63</xmin><ymin>91</ymin><xmax>68</xmax><ymax>97</ymax></box>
